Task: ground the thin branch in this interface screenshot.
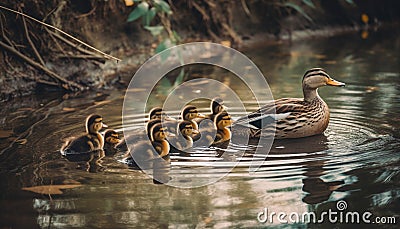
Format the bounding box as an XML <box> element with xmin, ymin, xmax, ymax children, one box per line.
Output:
<box><xmin>191</xmin><ymin>1</ymin><xmax>210</xmax><ymax>21</ymax></box>
<box><xmin>47</xmin><ymin>28</ymin><xmax>68</xmax><ymax>56</ymax></box>
<box><xmin>75</xmin><ymin>5</ymin><xmax>97</xmax><ymax>19</ymax></box>
<box><xmin>0</xmin><ymin>5</ymin><xmax>121</xmax><ymax>62</ymax></box>
<box><xmin>56</xmin><ymin>54</ymin><xmax>106</xmax><ymax>61</ymax></box>
<box><xmin>240</xmin><ymin>0</ymin><xmax>252</xmax><ymax>18</ymax></box>
<box><xmin>0</xmin><ymin>13</ymin><xmax>14</xmax><ymax>47</ymax></box>
<box><xmin>45</xmin><ymin>28</ymin><xmax>103</xmax><ymax>59</ymax></box>
<box><xmin>20</xmin><ymin>8</ymin><xmax>45</xmax><ymax>66</ymax></box>
<box><xmin>0</xmin><ymin>40</ymin><xmax>84</xmax><ymax>91</ymax></box>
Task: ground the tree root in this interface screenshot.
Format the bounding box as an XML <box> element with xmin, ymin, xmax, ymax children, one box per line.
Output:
<box><xmin>0</xmin><ymin>4</ymin><xmax>122</xmax><ymax>92</ymax></box>
<box><xmin>189</xmin><ymin>0</ymin><xmax>242</xmax><ymax>45</ymax></box>
<box><xmin>0</xmin><ymin>40</ymin><xmax>84</xmax><ymax>91</ymax></box>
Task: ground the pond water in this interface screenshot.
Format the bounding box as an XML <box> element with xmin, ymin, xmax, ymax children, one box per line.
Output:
<box><xmin>1</xmin><ymin>27</ymin><xmax>399</xmax><ymax>228</ymax></box>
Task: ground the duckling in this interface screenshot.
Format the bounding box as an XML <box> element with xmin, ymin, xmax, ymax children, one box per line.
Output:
<box><xmin>194</xmin><ymin>97</ymin><xmax>226</xmax><ymax>124</ymax></box>
<box><xmin>116</xmin><ymin>106</ymin><xmax>175</xmax><ymax>151</ymax></box>
<box><xmin>180</xmin><ymin>105</ymin><xmax>205</xmax><ymax>141</ymax></box>
<box><xmin>181</xmin><ymin>105</ymin><xmax>205</xmax><ymax>130</ymax></box>
<box><xmin>103</xmin><ymin>129</ymin><xmax>121</xmax><ymax>156</ymax></box>
<box><xmin>213</xmin><ymin>111</ymin><xmax>233</xmax><ymax>144</ymax></box>
<box><xmin>193</xmin><ymin>111</ymin><xmax>233</xmax><ymax>147</ymax></box>
<box><xmin>149</xmin><ymin>107</ymin><xmax>165</xmax><ymax>120</ymax></box>
<box><xmin>168</xmin><ymin>120</ymin><xmax>198</xmax><ymax>154</ymax></box>
<box><xmin>116</xmin><ymin>119</ymin><xmax>162</xmax><ymax>151</ymax></box>
<box><xmin>61</xmin><ymin>114</ymin><xmax>108</xmax><ymax>155</ymax></box>
<box><xmin>123</xmin><ymin>123</ymin><xmax>171</xmax><ymax>168</ymax></box>
<box><xmin>232</xmin><ymin>68</ymin><xmax>345</xmax><ymax>139</ymax></box>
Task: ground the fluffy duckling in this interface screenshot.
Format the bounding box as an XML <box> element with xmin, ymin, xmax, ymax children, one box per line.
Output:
<box><xmin>168</xmin><ymin>120</ymin><xmax>198</xmax><ymax>154</ymax></box>
<box><xmin>148</xmin><ymin>107</ymin><xmax>164</xmax><ymax>120</ymax></box>
<box><xmin>194</xmin><ymin>97</ymin><xmax>226</xmax><ymax>124</ymax></box>
<box><xmin>180</xmin><ymin>105</ymin><xmax>205</xmax><ymax>141</ymax></box>
<box><xmin>116</xmin><ymin>119</ymin><xmax>162</xmax><ymax>151</ymax></box>
<box><xmin>181</xmin><ymin>105</ymin><xmax>205</xmax><ymax>130</ymax></box>
<box><xmin>213</xmin><ymin>112</ymin><xmax>233</xmax><ymax>144</ymax></box>
<box><xmin>61</xmin><ymin>114</ymin><xmax>107</xmax><ymax>155</ymax></box>
<box><xmin>103</xmin><ymin>129</ymin><xmax>121</xmax><ymax>156</ymax></box>
<box><xmin>193</xmin><ymin>111</ymin><xmax>233</xmax><ymax>147</ymax></box>
<box><xmin>232</xmin><ymin>68</ymin><xmax>345</xmax><ymax>139</ymax></box>
<box><xmin>116</xmin><ymin>106</ymin><xmax>174</xmax><ymax>151</ymax></box>
<box><xmin>123</xmin><ymin>123</ymin><xmax>171</xmax><ymax>168</ymax></box>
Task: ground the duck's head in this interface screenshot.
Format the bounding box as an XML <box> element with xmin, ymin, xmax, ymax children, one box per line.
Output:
<box><xmin>211</xmin><ymin>97</ymin><xmax>226</xmax><ymax>114</ymax></box>
<box><xmin>150</xmin><ymin>123</ymin><xmax>168</xmax><ymax>142</ymax></box>
<box><xmin>104</xmin><ymin>130</ymin><xmax>121</xmax><ymax>145</ymax></box>
<box><xmin>149</xmin><ymin>107</ymin><xmax>175</xmax><ymax>121</ymax></box>
<box><xmin>181</xmin><ymin>105</ymin><xmax>205</xmax><ymax>121</ymax></box>
<box><xmin>302</xmin><ymin>68</ymin><xmax>345</xmax><ymax>101</ymax></box>
<box><xmin>178</xmin><ymin>120</ymin><xmax>198</xmax><ymax>137</ymax></box>
<box><xmin>86</xmin><ymin>114</ymin><xmax>107</xmax><ymax>134</ymax></box>
<box><xmin>149</xmin><ymin>107</ymin><xmax>164</xmax><ymax>120</ymax></box>
<box><xmin>215</xmin><ymin>112</ymin><xmax>233</xmax><ymax>130</ymax></box>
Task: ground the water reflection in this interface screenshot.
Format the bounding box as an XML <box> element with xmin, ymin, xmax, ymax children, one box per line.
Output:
<box><xmin>0</xmin><ymin>27</ymin><xmax>399</xmax><ymax>228</ymax></box>
<box><xmin>62</xmin><ymin>149</ymin><xmax>105</xmax><ymax>173</ymax></box>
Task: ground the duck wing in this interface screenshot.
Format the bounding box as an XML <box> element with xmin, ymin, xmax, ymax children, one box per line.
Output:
<box><xmin>233</xmin><ymin>98</ymin><xmax>305</xmax><ymax>129</ymax></box>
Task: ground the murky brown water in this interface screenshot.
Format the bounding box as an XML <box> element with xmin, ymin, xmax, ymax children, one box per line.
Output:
<box><xmin>1</xmin><ymin>27</ymin><xmax>399</xmax><ymax>228</ymax></box>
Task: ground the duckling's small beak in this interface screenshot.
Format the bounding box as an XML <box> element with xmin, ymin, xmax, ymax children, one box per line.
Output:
<box><xmin>327</xmin><ymin>78</ymin><xmax>346</xmax><ymax>87</ymax></box>
<box><xmin>102</xmin><ymin>123</ymin><xmax>108</xmax><ymax>128</ymax></box>
<box><xmin>192</xmin><ymin>129</ymin><xmax>199</xmax><ymax>134</ymax></box>
<box><xmin>197</xmin><ymin>113</ymin><xmax>206</xmax><ymax>118</ymax></box>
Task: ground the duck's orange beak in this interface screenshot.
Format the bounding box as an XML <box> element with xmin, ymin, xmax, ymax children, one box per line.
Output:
<box><xmin>327</xmin><ymin>78</ymin><xmax>345</xmax><ymax>87</ymax></box>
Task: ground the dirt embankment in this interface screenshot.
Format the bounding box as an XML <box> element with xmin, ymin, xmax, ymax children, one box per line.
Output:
<box><xmin>0</xmin><ymin>0</ymin><xmax>399</xmax><ymax>102</ymax></box>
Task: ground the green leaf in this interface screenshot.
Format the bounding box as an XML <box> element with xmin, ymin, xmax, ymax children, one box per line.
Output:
<box><xmin>143</xmin><ymin>7</ymin><xmax>157</xmax><ymax>26</ymax></box>
<box><xmin>284</xmin><ymin>2</ymin><xmax>313</xmax><ymax>22</ymax></box>
<box><xmin>144</xmin><ymin>25</ymin><xmax>164</xmax><ymax>36</ymax></box>
<box><xmin>127</xmin><ymin>2</ymin><xmax>149</xmax><ymax>22</ymax></box>
<box><xmin>173</xmin><ymin>69</ymin><xmax>185</xmax><ymax>87</ymax></box>
<box><xmin>172</xmin><ymin>30</ymin><xmax>181</xmax><ymax>43</ymax></box>
<box><xmin>156</xmin><ymin>39</ymin><xmax>175</xmax><ymax>61</ymax></box>
<box><xmin>153</xmin><ymin>0</ymin><xmax>172</xmax><ymax>15</ymax></box>
<box><xmin>155</xmin><ymin>40</ymin><xmax>168</xmax><ymax>54</ymax></box>
<box><xmin>160</xmin><ymin>77</ymin><xmax>172</xmax><ymax>88</ymax></box>
<box><xmin>302</xmin><ymin>0</ymin><xmax>315</xmax><ymax>9</ymax></box>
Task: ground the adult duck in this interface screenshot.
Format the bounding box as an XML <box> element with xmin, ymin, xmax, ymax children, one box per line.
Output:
<box><xmin>232</xmin><ymin>68</ymin><xmax>345</xmax><ymax>139</ymax></box>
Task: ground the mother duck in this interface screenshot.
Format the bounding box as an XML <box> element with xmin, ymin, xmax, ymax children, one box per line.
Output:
<box><xmin>233</xmin><ymin>68</ymin><xmax>345</xmax><ymax>139</ymax></box>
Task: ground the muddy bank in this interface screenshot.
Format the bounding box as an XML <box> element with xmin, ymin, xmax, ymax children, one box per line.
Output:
<box><xmin>0</xmin><ymin>0</ymin><xmax>399</xmax><ymax>102</ymax></box>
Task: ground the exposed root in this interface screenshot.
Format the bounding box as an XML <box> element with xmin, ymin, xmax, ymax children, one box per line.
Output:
<box><xmin>188</xmin><ymin>0</ymin><xmax>242</xmax><ymax>45</ymax></box>
<box><xmin>0</xmin><ymin>40</ymin><xmax>84</xmax><ymax>91</ymax></box>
